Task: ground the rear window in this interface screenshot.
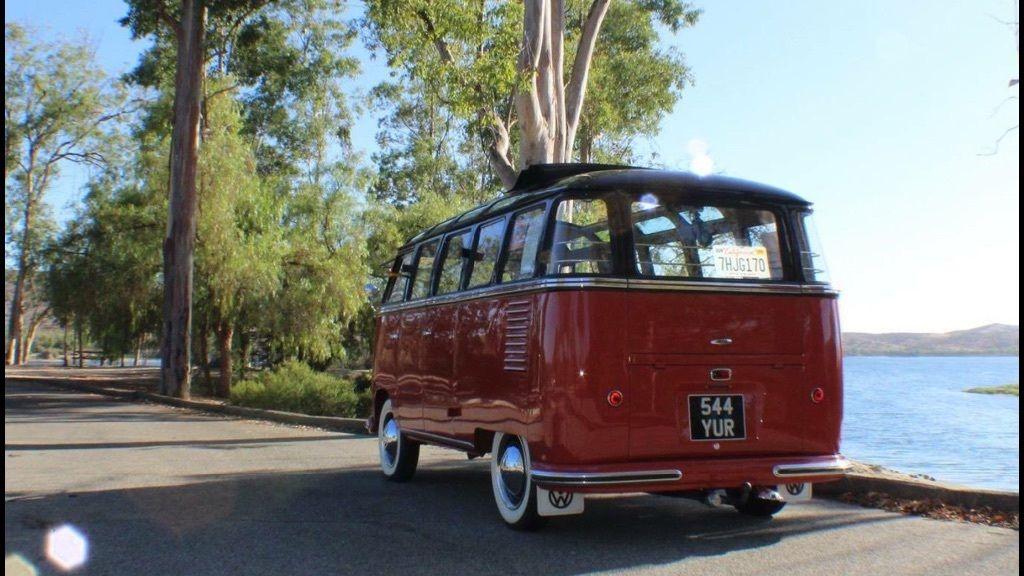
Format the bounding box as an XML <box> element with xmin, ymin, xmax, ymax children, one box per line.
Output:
<box><xmin>631</xmin><ymin>197</ymin><xmax>784</xmax><ymax>280</ymax></box>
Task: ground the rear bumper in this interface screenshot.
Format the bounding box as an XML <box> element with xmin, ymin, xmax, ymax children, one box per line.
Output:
<box><xmin>531</xmin><ymin>454</ymin><xmax>850</xmax><ymax>493</ymax></box>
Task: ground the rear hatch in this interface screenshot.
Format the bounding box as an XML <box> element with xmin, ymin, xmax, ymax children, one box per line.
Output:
<box><xmin>627</xmin><ymin>290</ymin><xmax>816</xmax><ymax>459</ymax></box>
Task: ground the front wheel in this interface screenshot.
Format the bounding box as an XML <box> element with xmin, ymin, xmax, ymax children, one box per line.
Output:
<box><xmin>490</xmin><ymin>432</ymin><xmax>544</xmax><ymax>530</ymax></box>
<box><xmin>378</xmin><ymin>399</ymin><xmax>419</xmax><ymax>482</ymax></box>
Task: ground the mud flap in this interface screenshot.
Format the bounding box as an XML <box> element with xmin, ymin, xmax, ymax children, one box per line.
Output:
<box><xmin>537</xmin><ymin>487</ymin><xmax>585</xmax><ymax>516</ymax></box>
<box><xmin>778</xmin><ymin>483</ymin><xmax>812</xmax><ymax>502</ymax></box>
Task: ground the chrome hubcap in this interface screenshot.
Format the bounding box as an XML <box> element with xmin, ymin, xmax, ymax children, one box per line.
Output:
<box><xmin>498</xmin><ymin>443</ymin><xmax>526</xmax><ymax>507</ymax></box>
<box><xmin>381</xmin><ymin>417</ymin><xmax>400</xmax><ymax>467</ymax></box>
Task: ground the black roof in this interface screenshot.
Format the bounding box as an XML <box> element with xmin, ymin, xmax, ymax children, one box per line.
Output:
<box><xmin>402</xmin><ymin>166</ymin><xmax>811</xmax><ymax>248</ymax></box>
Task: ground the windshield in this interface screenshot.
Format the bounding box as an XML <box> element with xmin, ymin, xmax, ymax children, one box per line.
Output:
<box><xmin>630</xmin><ymin>194</ymin><xmax>785</xmax><ymax>281</ymax></box>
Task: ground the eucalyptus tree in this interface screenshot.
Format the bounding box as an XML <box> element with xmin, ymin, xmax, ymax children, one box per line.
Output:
<box><xmin>4</xmin><ymin>23</ymin><xmax>127</xmax><ymax>365</ymax></box>
<box><xmin>121</xmin><ymin>0</ymin><xmax>361</xmax><ymax>396</ymax></box>
<box><xmin>363</xmin><ymin>0</ymin><xmax>700</xmax><ymax>188</ymax></box>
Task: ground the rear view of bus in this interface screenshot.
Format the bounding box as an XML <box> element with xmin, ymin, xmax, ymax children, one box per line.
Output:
<box><xmin>529</xmin><ymin>169</ymin><xmax>848</xmax><ymax>519</ymax></box>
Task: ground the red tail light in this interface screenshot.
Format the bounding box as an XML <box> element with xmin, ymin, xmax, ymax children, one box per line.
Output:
<box><xmin>811</xmin><ymin>387</ymin><xmax>825</xmax><ymax>403</ymax></box>
<box><xmin>607</xmin><ymin>390</ymin><xmax>624</xmax><ymax>407</ymax></box>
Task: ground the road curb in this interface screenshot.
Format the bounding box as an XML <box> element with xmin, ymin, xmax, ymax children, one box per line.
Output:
<box><xmin>9</xmin><ymin>376</ymin><xmax>370</xmax><ymax>435</ymax></box>
<box><xmin>816</xmin><ymin>473</ymin><xmax>1019</xmax><ymax>514</ymax></box>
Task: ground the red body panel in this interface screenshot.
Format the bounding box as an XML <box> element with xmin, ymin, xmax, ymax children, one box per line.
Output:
<box><xmin>372</xmin><ymin>287</ymin><xmax>844</xmax><ymax>492</ymax></box>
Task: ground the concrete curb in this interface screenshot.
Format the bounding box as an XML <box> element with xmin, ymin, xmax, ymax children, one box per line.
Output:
<box><xmin>10</xmin><ymin>376</ymin><xmax>370</xmax><ymax>435</ymax></box>
<box><xmin>816</xmin><ymin>473</ymin><xmax>1019</xmax><ymax>514</ymax></box>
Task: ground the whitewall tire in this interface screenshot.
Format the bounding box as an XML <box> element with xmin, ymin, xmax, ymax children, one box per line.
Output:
<box><xmin>378</xmin><ymin>399</ymin><xmax>419</xmax><ymax>481</ymax></box>
<box><xmin>490</xmin><ymin>432</ymin><xmax>543</xmax><ymax>530</ymax></box>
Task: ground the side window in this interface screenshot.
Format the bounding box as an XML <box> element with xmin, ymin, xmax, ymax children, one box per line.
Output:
<box><xmin>437</xmin><ymin>231</ymin><xmax>471</xmax><ymax>295</ymax></box>
<box><xmin>410</xmin><ymin>239</ymin><xmax>441</xmax><ymax>300</ymax></box>
<box><xmin>467</xmin><ymin>219</ymin><xmax>505</xmax><ymax>289</ymax></box>
<box><xmin>549</xmin><ymin>199</ymin><xmax>613</xmax><ymax>274</ymax></box>
<box><xmin>501</xmin><ymin>206</ymin><xmax>546</xmax><ymax>283</ymax></box>
<box><xmin>385</xmin><ymin>252</ymin><xmax>413</xmax><ymax>303</ymax></box>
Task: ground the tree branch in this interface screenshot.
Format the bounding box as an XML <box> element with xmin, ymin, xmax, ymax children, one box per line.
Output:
<box><xmin>563</xmin><ymin>0</ymin><xmax>610</xmax><ymax>161</ymax></box>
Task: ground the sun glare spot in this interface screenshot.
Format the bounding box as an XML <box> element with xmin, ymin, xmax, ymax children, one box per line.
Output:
<box><xmin>5</xmin><ymin>554</ymin><xmax>38</xmax><ymax>576</ymax></box>
<box><xmin>45</xmin><ymin>525</ymin><xmax>88</xmax><ymax>571</ymax></box>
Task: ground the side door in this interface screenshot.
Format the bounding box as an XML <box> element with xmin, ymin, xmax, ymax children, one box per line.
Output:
<box><xmin>420</xmin><ymin>229</ymin><xmax>473</xmax><ymax>435</ymax></box>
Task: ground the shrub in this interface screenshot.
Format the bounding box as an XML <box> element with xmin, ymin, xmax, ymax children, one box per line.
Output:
<box><xmin>231</xmin><ymin>360</ymin><xmax>372</xmax><ymax>417</ymax></box>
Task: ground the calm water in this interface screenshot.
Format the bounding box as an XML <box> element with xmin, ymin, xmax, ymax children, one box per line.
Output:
<box><xmin>843</xmin><ymin>356</ymin><xmax>1019</xmax><ymax>492</ymax></box>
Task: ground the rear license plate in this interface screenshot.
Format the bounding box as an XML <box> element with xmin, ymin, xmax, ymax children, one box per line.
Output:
<box><xmin>688</xmin><ymin>394</ymin><xmax>746</xmax><ymax>441</ymax></box>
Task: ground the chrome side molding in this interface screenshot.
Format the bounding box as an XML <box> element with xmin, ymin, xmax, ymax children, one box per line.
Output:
<box><xmin>773</xmin><ymin>456</ymin><xmax>852</xmax><ymax>478</ymax></box>
<box><xmin>531</xmin><ymin>469</ymin><xmax>682</xmax><ymax>487</ymax></box>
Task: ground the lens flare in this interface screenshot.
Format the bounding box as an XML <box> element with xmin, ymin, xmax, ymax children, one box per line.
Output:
<box><xmin>45</xmin><ymin>525</ymin><xmax>88</xmax><ymax>571</ymax></box>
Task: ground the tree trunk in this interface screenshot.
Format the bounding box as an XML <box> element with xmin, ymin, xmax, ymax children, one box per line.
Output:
<box><xmin>198</xmin><ymin>321</ymin><xmax>212</xmax><ymax>394</ymax></box>
<box><xmin>19</xmin><ymin>310</ymin><xmax>45</xmax><ymax>365</ymax></box>
<box><xmin>159</xmin><ymin>0</ymin><xmax>208</xmax><ymax>399</ymax></box>
<box><xmin>5</xmin><ymin>175</ymin><xmax>33</xmax><ymax>365</ymax></box>
<box><xmin>216</xmin><ymin>322</ymin><xmax>234</xmax><ymax>398</ymax></box>
<box><xmin>63</xmin><ymin>322</ymin><xmax>70</xmax><ymax>367</ymax></box>
<box><xmin>76</xmin><ymin>322</ymin><xmax>84</xmax><ymax>368</ymax></box>
<box><xmin>134</xmin><ymin>333</ymin><xmax>143</xmax><ymax>366</ymax></box>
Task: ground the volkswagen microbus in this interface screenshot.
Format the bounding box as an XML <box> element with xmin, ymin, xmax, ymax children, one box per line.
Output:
<box><xmin>368</xmin><ymin>164</ymin><xmax>849</xmax><ymax>529</ymax></box>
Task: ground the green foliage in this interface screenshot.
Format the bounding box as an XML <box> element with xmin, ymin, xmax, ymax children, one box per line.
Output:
<box><xmin>964</xmin><ymin>384</ymin><xmax>1019</xmax><ymax>397</ymax></box>
<box><xmin>230</xmin><ymin>360</ymin><xmax>371</xmax><ymax>417</ymax></box>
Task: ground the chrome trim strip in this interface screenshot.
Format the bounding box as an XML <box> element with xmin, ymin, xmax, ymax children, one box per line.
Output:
<box><xmin>378</xmin><ymin>277</ymin><xmax>837</xmax><ymax>315</ymax></box>
<box><xmin>530</xmin><ymin>469</ymin><xmax>683</xmax><ymax>486</ymax></box>
<box><xmin>404</xmin><ymin>429</ymin><xmax>477</xmax><ymax>452</ymax></box>
<box><xmin>773</xmin><ymin>457</ymin><xmax>852</xmax><ymax>478</ymax></box>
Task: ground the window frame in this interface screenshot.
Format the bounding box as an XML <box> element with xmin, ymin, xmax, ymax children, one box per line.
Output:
<box><xmin>539</xmin><ymin>193</ymin><xmax>628</xmax><ymax>278</ymax></box>
<box><xmin>382</xmin><ymin>250</ymin><xmax>415</xmax><ymax>303</ymax></box>
<box><xmin>434</xmin><ymin>227</ymin><xmax>475</xmax><ymax>296</ymax></box>
<box><xmin>624</xmin><ymin>192</ymin><xmax>800</xmax><ymax>283</ymax></box>
<box><xmin>408</xmin><ymin>237</ymin><xmax>443</xmax><ymax>301</ymax></box>
<box><xmin>465</xmin><ymin>215</ymin><xmax>509</xmax><ymax>290</ymax></box>
<box><xmin>496</xmin><ymin>201</ymin><xmax>552</xmax><ymax>285</ymax></box>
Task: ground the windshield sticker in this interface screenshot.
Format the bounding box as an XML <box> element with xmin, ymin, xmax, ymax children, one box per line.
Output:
<box><xmin>710</xmin><ymin>245</ymin><xmax>771</xmax><ymax>279</ymax></box>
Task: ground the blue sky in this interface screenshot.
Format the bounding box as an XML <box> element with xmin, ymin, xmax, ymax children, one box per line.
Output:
<box><xmin>5</xmin><ymin>0</ymin><xmax>1019</xmax><ymax>333</ymax></box>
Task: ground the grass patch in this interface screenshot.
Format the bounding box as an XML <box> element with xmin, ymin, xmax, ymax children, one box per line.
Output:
<box><xmin>231</xmin><ymin>360</ymin><xmax>372</xmax><ymax>417</ymax></box>
<box><xmin>964</xmin><ymin>383</ymin><xmax>1019</xmax><ymax>397</ymax></box>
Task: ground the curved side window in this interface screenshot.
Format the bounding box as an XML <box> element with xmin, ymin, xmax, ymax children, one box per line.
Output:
<box><xmin>500</xmin><ymin>207</ymin><xmax>546</xmax><ymax>283</ymax></box>
<box><xmin>384</xmin><ymin>252</ymin><xmax>413</xmax><ymax>303</ymax></box>
<box><xmin>798</xmin><ymin>212</ymin><xmax>831</xmax><ymax>284</ymax></box>
<box><xmin>467</xmin><ymin>219</ymin><xmax>505</xmax><ymax>289</ymax></box>
<box><xmin>548</xmin><ymin>199</ymin><xmax>612</xmax><ymax>275</ymax></box>
<box><xmin>437</xmin><ymin>230</ymin><xmax>472</xmax><ymax>295</ymax></box>
<box><xmin>410</xmin><ymin>238</ymin><xmax>441</xmax><ymax>300</ymax></box>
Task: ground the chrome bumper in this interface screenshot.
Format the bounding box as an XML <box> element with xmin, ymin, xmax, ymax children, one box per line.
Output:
<box><xmin>773</xmin><ymin>456</ymin><xmax>852</xmax><ymax>478</ymax></box>
<box><xmin>531</xmin><ymin>469</ymin><xmax>683</xmax><ymax>487</ymax></box>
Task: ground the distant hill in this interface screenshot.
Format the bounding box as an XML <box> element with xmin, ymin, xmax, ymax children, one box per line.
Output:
<box><xmin>843</xmin><ymin>324</ymin><xmax>1019</xmax><ymax>356</ymax></box>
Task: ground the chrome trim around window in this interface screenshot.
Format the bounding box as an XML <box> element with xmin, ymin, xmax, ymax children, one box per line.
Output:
<box><xmin>530</xmin><ymin>469</ymin><xmax>683</xmax><ymax>486</ymax></box>
<box><xmin>377</xmin><ymin>277</ymin><xmax>837</xmax><ymax>315</ymax></box>
<box><xmin>773</xmin><ymin>457</ymin><xmax>852</xmax><ymax>478</ymax></box>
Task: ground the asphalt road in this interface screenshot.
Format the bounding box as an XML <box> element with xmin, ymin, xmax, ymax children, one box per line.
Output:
<box><xmin>4</xmin><ymin>380</ymin><xmax>1019</xmax><ymax>576</ymax></box>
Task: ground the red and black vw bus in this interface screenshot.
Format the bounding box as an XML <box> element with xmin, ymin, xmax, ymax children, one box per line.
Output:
<box><xmin>369</xmin><ymin>165</ymin><xmax>848</xmax><ymax>529</ymax></box>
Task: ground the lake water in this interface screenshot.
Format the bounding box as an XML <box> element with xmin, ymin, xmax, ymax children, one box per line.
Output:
<box><xmin>843</xmin><ymin>356</ymin><xmax>1019</xmax><ymax>493</ymax></box>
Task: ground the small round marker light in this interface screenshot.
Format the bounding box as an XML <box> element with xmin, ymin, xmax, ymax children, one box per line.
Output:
<box><xmin>811</xmin><ymin>387</ymin><xmax>826</xmax><ymax>403</ymax></box>
<box><xmin>607</xmin><ymin>390</ymin><xmax>624</xmax><ymax>407</ymax></box>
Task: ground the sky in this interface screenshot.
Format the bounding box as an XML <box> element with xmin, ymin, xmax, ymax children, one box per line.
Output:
<box><xmin>5</xmin><ymin>0</ymin><xmax>1020</xmax><ymax>333</ymax></box>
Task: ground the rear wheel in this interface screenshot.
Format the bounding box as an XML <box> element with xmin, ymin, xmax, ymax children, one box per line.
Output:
<box><xmin>378</xmin><ymin>399</ymin><xmax>419</xmax><ymax>482</ymax></box>
<box><xmin>490</xmin><ymin>432</ymin><xmax>544</xmax><ymax>530</ymax></box>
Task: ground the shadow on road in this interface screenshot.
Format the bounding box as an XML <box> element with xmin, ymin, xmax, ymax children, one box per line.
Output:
<box><xmin>5</xmin><ymin>461</ymin><xmax>905</xmax><ymax>576</ymax></box>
